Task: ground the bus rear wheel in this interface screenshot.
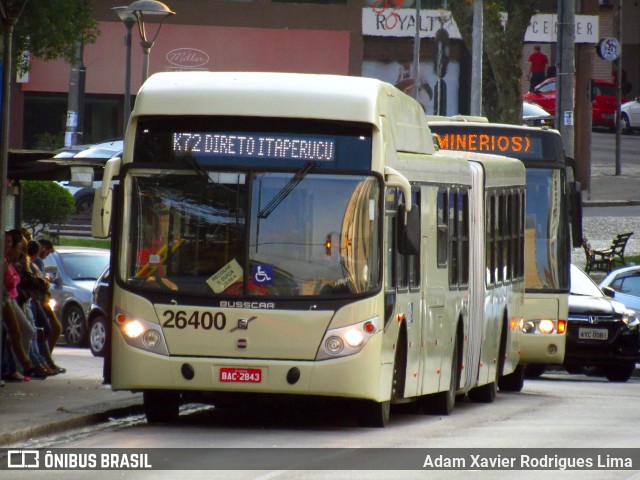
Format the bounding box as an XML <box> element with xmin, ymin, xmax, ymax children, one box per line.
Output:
<box><xmin>143</xmin><ymin>390</ymin><xmax>180</xmax><ymax>423</ymax></box>
<box><xmin>498</xmin><ymin>365</ymin><xmax>524</xmax><ymax>392</ymax></box>
<box><xmin>468</xmin><ymin>368</ymin><xmax>497</xmax><ymax>403</ymax></box>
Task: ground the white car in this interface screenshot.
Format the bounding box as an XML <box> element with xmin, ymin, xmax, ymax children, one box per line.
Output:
<box><xmin>621</xmin><ymin>97</ymin><xmax>640</xmax><ymax>135</ymax></box>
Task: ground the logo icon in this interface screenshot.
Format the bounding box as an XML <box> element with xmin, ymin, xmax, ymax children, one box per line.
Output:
<box><xmin>8</xmin><ymin>450</ymin><xmax>40</xmax><ymax>468</ymax></box>
<box><xmin>252</xmin><ymin>264</ymin><xmax>273</xmax><ymax>285</ymax></box>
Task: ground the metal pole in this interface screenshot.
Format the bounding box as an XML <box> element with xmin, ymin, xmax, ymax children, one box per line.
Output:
<box><xmin>141</xmin><ymin>41</ymin><xmax>153</xmax><ymax>83</ymax></box>
<box><xmin>557</xmin><ymin>0</ymin><xmax>575</xmax><ymax>158</ymax></box>
<box><xmin>0</xmin><ymin>0</ymin><xmax>26</xmax><ymax>384</ymax></box>
<box><xmin>615</xmin><ymin>0</ymin><xmax>623</xmax><ymax>176</ymax></box>
<box><xmin>470</xmin><ymin>0</ymin><xmax>483</xmax><ymax>116</ymax></box>
<box><xmin>124</xmin><ymin>19</ymin><xmax>134</xmax><ymax>129</ymax></box>
<box><xmin>411</xmin><ymin>0</ymin><xmax>421</xmax><ymax>101</ymax></box>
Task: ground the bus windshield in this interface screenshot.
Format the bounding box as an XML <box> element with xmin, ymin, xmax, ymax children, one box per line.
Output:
<box><xmin>525</xmin><ymin>168</ymin><xmax>570</xmax><ymax>291</ymax></box>
<box><xmin>125</xmin><ymin>171</ymin><xmax>381</xmax><ymax>298</ymax></box>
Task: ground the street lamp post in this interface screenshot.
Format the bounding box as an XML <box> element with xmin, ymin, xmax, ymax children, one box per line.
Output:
<box><xmin>112</xmin><ymin>6</ymin><xmax>136</xmax><ymax>131</ymax></box>
<box><xmin>121</xmin><ymin>0</ymin><xmax>175</xmax><ymax>83</ymax></box>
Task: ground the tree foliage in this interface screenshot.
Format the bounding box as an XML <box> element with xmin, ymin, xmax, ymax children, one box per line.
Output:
<box><xmin>448</xmin><ymin>1</ymin><xmax>540</xmax><ymax>124</ymax></box>
<box><xmin>1</xmin><ymin>0</ymin><xmax>99</xmax><ymax>73</ymax></box>
<box><xmin>21</xmin><ymin>181</ymin><xmax>75</xmax><ymax>237</ymax></box>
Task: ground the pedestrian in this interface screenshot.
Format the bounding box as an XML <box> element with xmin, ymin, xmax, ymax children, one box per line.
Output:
<box><xmin>527</xmin><ymin>45</ymin><xmax>549</xmax><ymax>92</ymax></box>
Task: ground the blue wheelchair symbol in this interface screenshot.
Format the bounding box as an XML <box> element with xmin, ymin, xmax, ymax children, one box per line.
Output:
<box><xmin>252</xmin><ymin>264</ymin><xmax>274</xmax><ymax>285</ymax></box>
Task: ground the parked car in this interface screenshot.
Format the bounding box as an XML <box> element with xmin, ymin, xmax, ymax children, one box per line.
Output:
<box><xmin>565</xmin><ymin>264</ymin><xmax>640</xmax><ymax>381</ymax></box>
<box><xmin>43</xmin><ymin>246</ymin><xmax>110</xmax><ymax>348</ymax></box>
<box><xmin>87</xmin><ymin>266</ymin><xmax>111</xmax><ymax>357</ymax></box>
<box><xmin>599</xmin><ymin>265</ymin><xmax>640</xmax><ymax>315</ymax></box>
<box><xmin>526</xmin><ymin>265</ymin><xmax>640</xmax><ymax>381</ymax></box>
<box><xmin>621</xmin><ymin>96</ymin><xmax>640</xmax><ymax>134</ymax></box>
<box><xmin>54</xmin><ymin>139</ymin><xmax>123</xmax><ymax>215</ymax></box>
<box><xmin>522</xmin><ymin>100</ymin><xmax>553</xmax><ymax>127</ymax></box>
<box><xmin>523</xmin><ymin>77</ymin><xmax>626</xmax><ymax>130</ymax></box>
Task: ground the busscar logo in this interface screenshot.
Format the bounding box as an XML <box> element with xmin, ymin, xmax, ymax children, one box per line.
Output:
<box><xmin>8</xmin><ymin>450</ymin><xmax>39</xmax><ymax>468</ymax></box>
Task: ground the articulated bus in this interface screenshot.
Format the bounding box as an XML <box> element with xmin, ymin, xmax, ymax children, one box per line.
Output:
<box><xmin>427</xmin><ymin>120</ymin><xmax>583</xmax><ymax>374</ymax></box>
<box><xmin>92</xmin><ymin>72</ymin><xmax>526</xmax><ymax>427</ymax></box>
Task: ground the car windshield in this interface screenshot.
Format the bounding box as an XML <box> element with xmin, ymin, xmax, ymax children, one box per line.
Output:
<box><xmin>571</xmin><ymin>265</ymin><xmax>603</xmax><ymax>297</ymax></box>
<box><xmin>594</xmin><ymin>84</ymin><xmax>616</xmax><ymax>97</ymax></box>
<box><xmin>60</xmin><ymin>253</ymin><xmax>110</xmax><ymax>281</ymax></box>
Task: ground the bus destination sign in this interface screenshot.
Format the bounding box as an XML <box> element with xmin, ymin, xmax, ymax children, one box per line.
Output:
<box><xmin>435</xmin><ymin>132</ymin><xmax>543</xmax><ymax>159</ymax></box>
<box><xmin>173</xmin><ymin>132</ymin><xmax>336</xmax><ymax>162</ymax></box>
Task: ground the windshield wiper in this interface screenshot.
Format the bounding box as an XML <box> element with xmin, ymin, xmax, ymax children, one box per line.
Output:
<box><xmin>258</xmin><ymin>162</ymin><xmax>316</xmax><ymax>219</ymax></box>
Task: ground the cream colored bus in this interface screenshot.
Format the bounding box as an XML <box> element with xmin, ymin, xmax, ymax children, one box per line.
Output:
<box><xmin>428</xmin><ymin>120</ymin><xmax>583</xmax><ymax>376</ymax></box>
<box><xmin>93</xmin><ymin>72</ymin><xmax>526</xmax><ymax>427</ymax></box>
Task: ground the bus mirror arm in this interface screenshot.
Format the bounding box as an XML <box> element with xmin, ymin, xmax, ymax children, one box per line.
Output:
<box><xmin>100</xmin><ymin>157</ymin><xmax>121</xmax><ymax>199</ymax></box>
<box><xmin>384</xmin><ymin>166</ymin><xmax>412</xmax><ymax>212</ymax></box>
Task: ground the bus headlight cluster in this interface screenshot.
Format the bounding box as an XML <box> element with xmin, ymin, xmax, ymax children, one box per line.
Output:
<box><xmin>522</xmin><ymin>319</ymin><xmax>565</xmax><ymax>335</ymax></box>
<box><xmin>116</xmin><ymin>312</ymin><xmax>169</xmax><ymax>356</ymax></box>
<box><xmin>316</xmin><ymin>316</ymin><xmax>380</xmax><ymax>360</ymax></box>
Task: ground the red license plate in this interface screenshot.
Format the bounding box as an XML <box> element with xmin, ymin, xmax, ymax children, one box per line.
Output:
<box><xmin>219</xmin><ymin>367</ymin><xmax>262</xmax><ymax>383</ymax></box>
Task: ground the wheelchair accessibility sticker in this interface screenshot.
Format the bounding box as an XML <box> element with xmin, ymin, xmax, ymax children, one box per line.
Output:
<box><xmin>252</xmin><ymin>264</ymin><xmax>273</xmax><ymax>285</ymax></box>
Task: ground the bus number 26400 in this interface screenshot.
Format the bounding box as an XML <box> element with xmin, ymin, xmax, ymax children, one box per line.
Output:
<box><xmin>162</xmin><ymin>310</ymin><xmax>227</xmax><ymax>330</ymax></box>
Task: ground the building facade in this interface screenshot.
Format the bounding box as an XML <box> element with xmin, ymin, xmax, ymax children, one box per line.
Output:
<box><xmin>9</xmin><ymin>0</ymin><xmax>637</xmax><ymax>150</ymax></box>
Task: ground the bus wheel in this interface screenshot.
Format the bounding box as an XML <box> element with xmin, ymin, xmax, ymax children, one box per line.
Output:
<box><xmin>421</xmin><ymin>335</ymin><xmax>459</xmax><ymax>415</ymax></box>
<box><xmin>143</xmin><ymin>390</ymin><xmax>180</xmax><ymax>423</ymax></box>
<box><xmin>357</xmin><ymin>338</ymin><xmax>405</xmax><ymax>428</ymax></box>
<box><xmin>524</xmin><ymin>364</ymin><xmax>546</xmax><ymax>378</ymax></box>
<box><xmin>468</xmin><ymin>371</ymin><xmax>497</xmax><ymax>403</ymax></box>
<box><xmin>498</xmin><ymin>365</ymin><xmax>524</xmax><ymax>392</ymax></box>
<box><xmin>357</xmin><ymin>399</ymin><xmax>390</xmax><ymax>428</ymax></box>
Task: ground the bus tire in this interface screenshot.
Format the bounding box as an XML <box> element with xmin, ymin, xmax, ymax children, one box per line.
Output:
<box><xmin>143</xmin><ymin>390</ymin><xmax>180</xmax><ymax>423</ymax></box>
<box><xmin>524</xmin><ymin>364</ymin><xmax>546</xmax><ymax>378</ymax></box>
<box><xmin>357</xmin><ymin>399</ymin><xmax>390</xmax><ymax>428</ymax></box>
<box><xmin>498</xmin><ymin>365</ymin><xmax>524</xmax><ymax>392</ymax></box>
<box><xmin>468</xmin><ymin>370</ymin><xmax>497</xmax><ymax>403</ymax></box>
<box><xmin>421</xmin><ymin>334</ymin><xmax>459</xmax><ymax>415</ymax></box>
<box><xmin>357</xmin><ymin>333</ymin><xmax>405</xmax><ymax>428</ymax></box>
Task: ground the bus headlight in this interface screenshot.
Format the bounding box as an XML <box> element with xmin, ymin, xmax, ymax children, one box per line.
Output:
<box><xmin>522</xmin><ymin>319</ymin><xmax>563</xmax><ymax>335</ymax></box>
<box><xmin>538</xmin><ymin>320</ymin><xmax>555</xmax><ymax>334</ymax></box>
<box><xmin>316</xmin><ymin>316</ymin><xmax>380</xmax><ymax>360</ymax></box>
<box><xmin>116</xmin><ymin>312</ymin><xmax>169</xmax><ymax>356</ymax></box>
<box><xmin>124</xmin><ymin>320</ymin><xmax>144</xmax><ymax>339</ymax></box>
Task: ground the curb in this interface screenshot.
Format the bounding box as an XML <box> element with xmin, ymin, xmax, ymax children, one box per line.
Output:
<box><xmin>583</xmin><ymin>200</ymin><xmax>640</xmax><ymax>207</ymax></box>
<box><xmin>0</xmin><ymin>402</ymin><xmax>144</xmax><ymax>447</ymax></box>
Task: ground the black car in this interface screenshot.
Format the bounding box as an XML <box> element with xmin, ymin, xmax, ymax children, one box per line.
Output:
<box><xmin>87</xmin><ymin>266</ymin><xmax>111</xmax><ymax>357</ymax></box>
<box><xmin>564</xmin><ymin>264</ymin><xmax>640</xmax><ymax>382</ymax></box>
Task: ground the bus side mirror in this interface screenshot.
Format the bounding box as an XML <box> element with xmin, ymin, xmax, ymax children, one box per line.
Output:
<box><xmin>397</xmin><ymin>204</ymin><xmax>420</xmax><ymax>256</ymax></box>
<box><xmin>91</xmin><ymin>187</ymin><xmax>112</xmax><ymax>238</ymax></box>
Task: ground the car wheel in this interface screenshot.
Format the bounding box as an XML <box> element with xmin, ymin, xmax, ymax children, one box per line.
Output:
<box><xmin>604</xmin><ymin>363</ymin><xmax>635</xmax><ymax>382</ymax></box>
<box><xmin>75</xmin><ymin>194</ymin><xmax>94</xmax><ymax>215</ymax></box>
<box><xmin>63</xmin><ymin>304</ymin><xmax>88</xmax><ymax>347</ymax></box>
<box><xmin>621</xmin><ymin>113</ymin><xmax>632</xmax><ymax>135</ymax></box>
<box><xmin>89</xmin><ymin>315</ymin><xmax>108</xmax><ymax>357</ymax></box>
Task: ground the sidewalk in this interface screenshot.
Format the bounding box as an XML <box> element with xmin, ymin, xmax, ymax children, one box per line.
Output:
<box><xmin>1</xmin><ymin>163</ymin><xmax>639</xmax><ymax>448</ymax></box>
<box><xmin>0</xmin><ymin>348</ymin><xmax>142</xmax><ymax>446</ymax></box>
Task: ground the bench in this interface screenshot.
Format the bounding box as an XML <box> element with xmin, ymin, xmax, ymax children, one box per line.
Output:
<box><xmin>582</xmin><ymin>237</ymin><xmax>614</xmax><ymax>274</ymax></box>
<box><xmin>582</xmin><ymin>232</ymin><xmax>634</xmax><ymax>274</ymax></box>
<box><xmin>608</xmin><ymin>232</ymin><xmax>634</xmax><ymax>266</ymax></box>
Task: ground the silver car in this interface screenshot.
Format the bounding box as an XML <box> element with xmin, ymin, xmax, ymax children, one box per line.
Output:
<box><xmin>42</xmin><ymin>246</ymin><xmax>110</xmax><ymax>347</ymax></box>
<box><xmin>599</xmin><ymin>265</ymin><xmax>640</xmax><ymax>316</ymax></box>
